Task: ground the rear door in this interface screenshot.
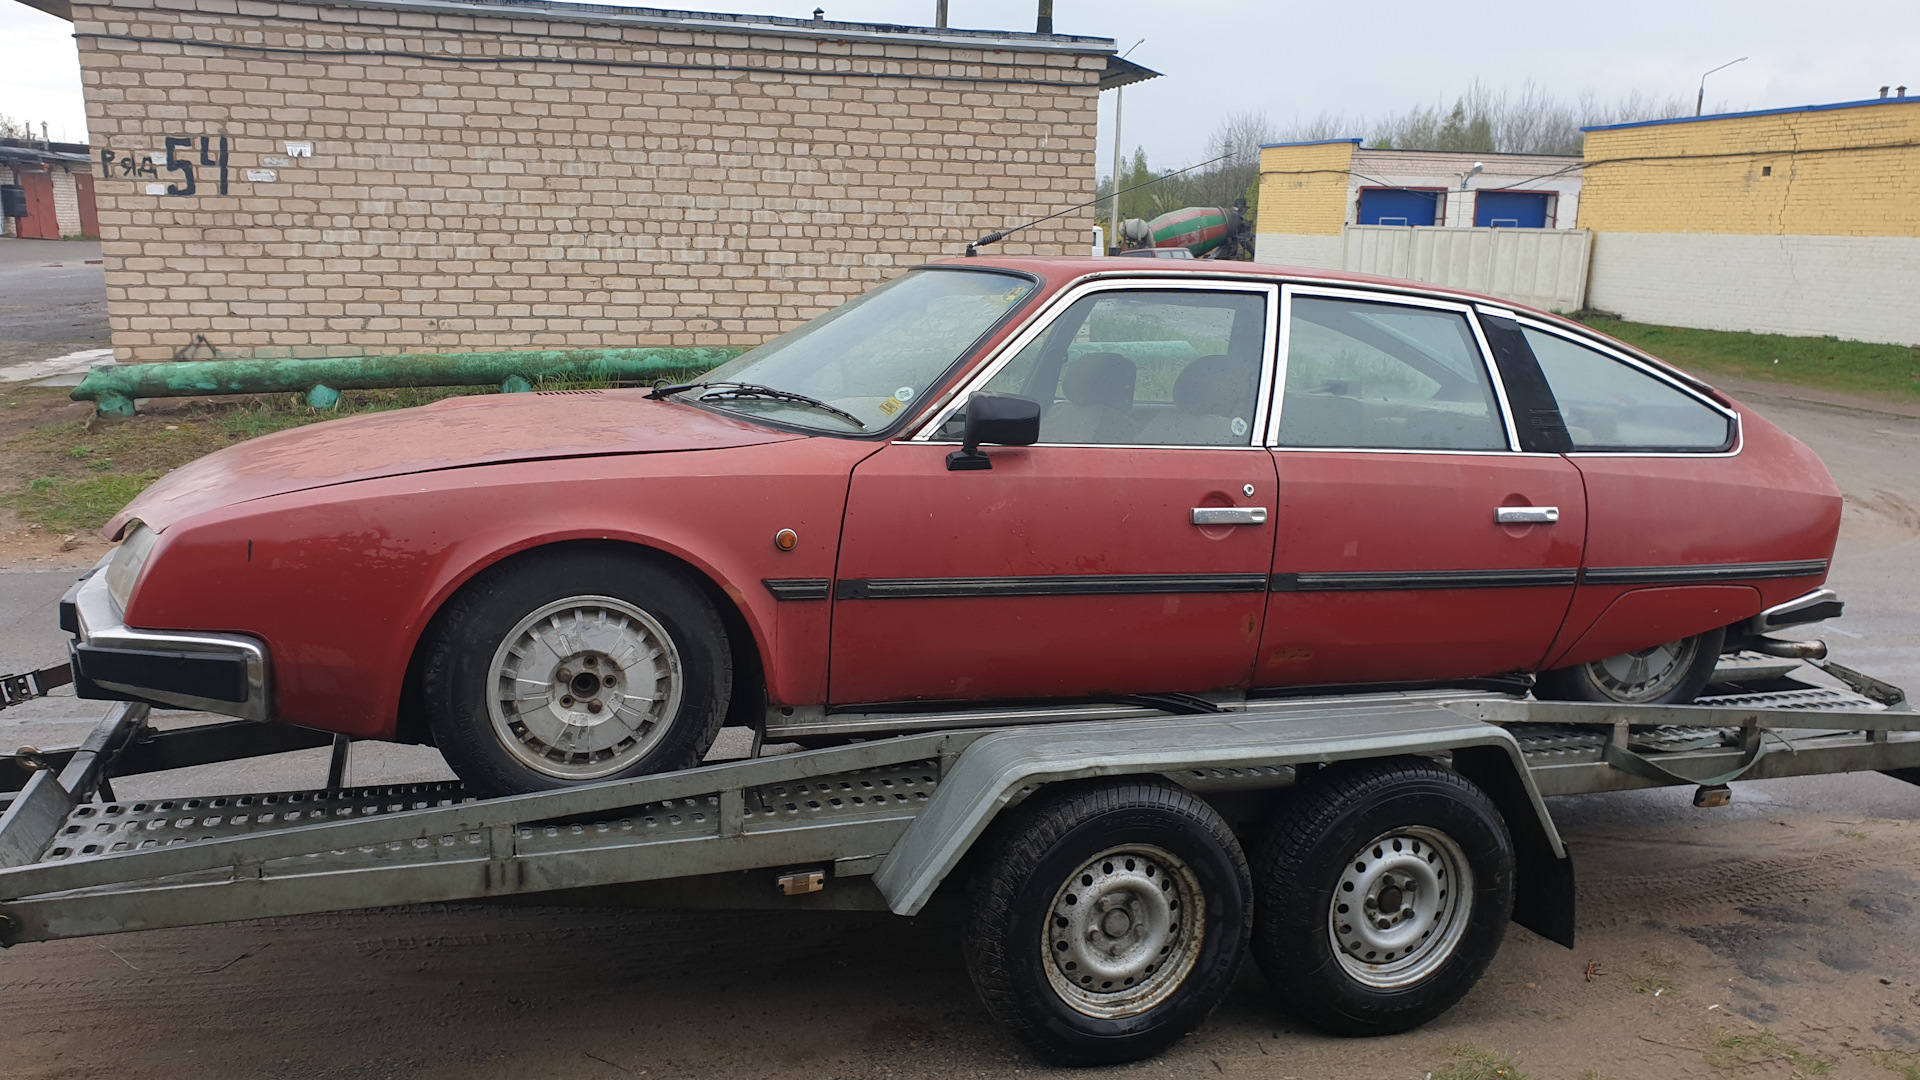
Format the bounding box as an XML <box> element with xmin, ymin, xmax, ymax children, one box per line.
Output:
<box><xmin>1254</xmin><ymin>286</ymin><xmax>1587</xmax><ymax>687</ymax></box>
<box><xmin>829</xmin><ymin>280</ymin><xmax>1281</xmax><ymax>706</ymax></box>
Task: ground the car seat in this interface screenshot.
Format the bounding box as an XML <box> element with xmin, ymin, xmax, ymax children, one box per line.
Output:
<box><xmin>1043</xmin><ymin>352</ymin><xmax>1138</xmax><ymax>444</ymax></box>
<box><xmin>1136</xmin><ymin>355</ymin><xmax>1259</xmax><ymax>445</ymax></box>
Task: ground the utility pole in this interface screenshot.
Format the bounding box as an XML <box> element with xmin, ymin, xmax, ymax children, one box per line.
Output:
<box><xmin>1108</xmin><ymin>39</ymin><xmax>1144</xmax><ymax>254</ymax></box>
<box><xmin>1035</xmin><ymin>0</ymin><xmax>1052</xmax><ymax>34</ymax></box>
<box><xmin>933</xmin><ymin>0</ymin><xmax>946</xmax><ymax>28</ymax></box>
<box><xmin>1696</xmin><ymin>57</ymin><xmax>1748</xmax><ymax>116</ymax></box>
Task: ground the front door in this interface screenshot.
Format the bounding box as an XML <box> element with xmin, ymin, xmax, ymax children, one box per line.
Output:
<box><xmin>829</xmin><ymin>281</ymin><xmax>1281</xmax><ymax>706</ymax></box>
<box><xmin>1254</xmin><ymin>287</ymin><xmax>1587</xmax><ymax>687</ymax></box>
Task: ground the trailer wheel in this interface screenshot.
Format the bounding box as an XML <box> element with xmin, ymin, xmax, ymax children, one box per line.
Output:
<box><xmin>963</xmin><ymin>780</ymin><xmax>1252</xmax><ymax>1065</ymax></box>
<box><xmin>1252</xmin><ymin>757</ymin><xmax>1513</xmax><ymax>1037</ymax></box>
<box><xmin>421</xmin><ymin>548</ymin><xmax>730</xmax><ymax>797</ymax></box>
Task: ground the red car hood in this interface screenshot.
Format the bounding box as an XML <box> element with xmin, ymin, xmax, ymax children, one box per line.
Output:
<box><xmin>110</xmin><ymin>390</ymin><xmax>802</xmax><ymax>536</ymax></box>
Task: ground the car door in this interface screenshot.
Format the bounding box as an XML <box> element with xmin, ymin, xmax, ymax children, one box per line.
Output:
<box><xmin>1254</xmin><ymin>286</ymin><xmax>1588</xmax><ymax>687</ymax></box>
<box><xmin>1514</xmin><ymin>320</ymin><xmax>1834</xmax><ymax>670</ymax></box>
<box><xmin>828</xmin><ymin>280</ymin><xmax>1282</xmax><ymax>706</ymax></box>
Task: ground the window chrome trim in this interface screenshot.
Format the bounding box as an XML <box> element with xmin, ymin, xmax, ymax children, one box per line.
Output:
<box><xmin>1510</xmin><ymin>315</ymin><xmax>1744</xmax><ymax>458</ymax></box>
<box><xmin>1267</xmin><ymin>284</ymin><xmax>1521</xmax><ymax>452</ymax></box>
<box><xmin>909</xmin><ymin>277</ymin><xmax>1283</xmax><ymax>450</ymax></box>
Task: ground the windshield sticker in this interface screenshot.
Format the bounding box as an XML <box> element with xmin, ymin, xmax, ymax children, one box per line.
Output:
<box><xmin>877</xmin><ymin>396</ymin><xmax>905</xmax><ymax>416</ymax></box>
<box><xmin>895</xmin><ymin>386</ymin><xmax>916</xmax><ymax>402</ymax></box>
<box><xmin>1231</xmin><ymin>417</ymin><xmax>1249</xmax><ymax>437</ymax></box>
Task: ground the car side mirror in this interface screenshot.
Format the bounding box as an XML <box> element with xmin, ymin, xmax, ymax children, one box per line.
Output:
<box><xmin>947</xmin><ymin>392</ymin><xmax>1041</xmax><ymax>471</ymax></box>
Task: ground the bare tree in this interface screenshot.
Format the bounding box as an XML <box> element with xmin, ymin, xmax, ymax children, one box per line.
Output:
<box><xmin>0</xmin><ymin>114</ymin><xmax>29</xmax><ymax>140</ymax></box>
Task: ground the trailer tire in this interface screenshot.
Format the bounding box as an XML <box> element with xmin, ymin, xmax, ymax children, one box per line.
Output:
<box><xmin>421</xmin><ymin>548</ymin><xmax>730</xmax><ymax>797</ymax></box>
<box><xmin>1251</xmin><ymin>757</ymin><xmax>1513</xmax><ymax>1037</ymax></box>
<box><xmin>962</xmin><ymin>779</ymin><xmax>1252</xmax><ymax>1066</ymax></box>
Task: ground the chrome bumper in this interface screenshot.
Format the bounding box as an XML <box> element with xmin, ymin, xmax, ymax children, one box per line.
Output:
<box><xmin>62</xmin><ymin>553</ymin><xmax>271</xmax><ymax>721</ymax></box>
<box><xmin>1746</xmin><ymin>587</ymin><xmax>1845</xmax><ymax>635</ymax></box>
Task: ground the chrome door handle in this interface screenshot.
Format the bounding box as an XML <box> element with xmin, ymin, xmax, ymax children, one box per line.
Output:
<box><xmin>1495</xmin><ymin>506</ymin><xmax>1559</xmax><ymax>525</ymax></box>
<box><xmin>1192</xmin><ymin>507</ymin><xmax>1268</xmax><ymax>526</ymax></box>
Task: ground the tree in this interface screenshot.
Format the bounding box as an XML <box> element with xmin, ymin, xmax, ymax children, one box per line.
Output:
<box><xmin>0</xmin><ymin>114</ymin><xmax>29</xmax><ymax>140</ymax></box>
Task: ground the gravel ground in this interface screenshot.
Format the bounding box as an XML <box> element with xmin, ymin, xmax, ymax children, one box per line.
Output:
<box><xmin>0</xmin><ymin>370</ymin><xmax>1916</xmax><ymax>1080</ymax></box>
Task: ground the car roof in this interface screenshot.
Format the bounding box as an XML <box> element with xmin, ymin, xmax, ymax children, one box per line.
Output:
<box><xmin>925</xmin><ymin>255</ymin><xmax>1728</xmax><ymax>401</ymax></box>
<box><xmin>928</xmin><ymin>254</ymin><xmax>1563</xmax><ymax>323</ymax></box>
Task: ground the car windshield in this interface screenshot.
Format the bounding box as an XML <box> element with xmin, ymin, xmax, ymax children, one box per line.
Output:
<box><xmin>685</xmin><ymin>268</ymin><xmax>1036</xmax><ymax>432</ymax></box>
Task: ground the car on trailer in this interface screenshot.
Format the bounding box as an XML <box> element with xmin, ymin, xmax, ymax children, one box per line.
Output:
<box><xmin>62</xmin><ymin>257</ymin><xmax>1844</xmax><ymax>805</ymax></box>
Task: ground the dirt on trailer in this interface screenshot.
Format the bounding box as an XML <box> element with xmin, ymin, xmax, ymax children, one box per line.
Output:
<box><xmin>0</xmin><ymin>785</ymin><xmax>1917</xmax><ymax>1080</ymax></box>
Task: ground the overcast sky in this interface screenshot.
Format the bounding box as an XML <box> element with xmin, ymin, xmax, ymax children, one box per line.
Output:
<box><xmin>5</xmin><ymin>0</ymin><xmax>1917</xmax><ymax>169</ymax></box>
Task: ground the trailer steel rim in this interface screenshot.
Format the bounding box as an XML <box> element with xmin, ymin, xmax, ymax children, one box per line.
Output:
<box><xmin>1042</xmin><ymin>844</ymin><xmax>1206</xmax><ymax>1018</ymax></box>
<box><xmin>1585</xmin><ymin>637</ymin><xmax>1698</xmax><ymax>703</ymax></box>
<box><xmin>486</xmin><ymin>595</ymin><xmax>684</xmax><ymax>780</ymax></box>
<box><xmin>1328</xmin><ymin>826</ymin><xmax>1473</xmax><ymax>988</ymax></box>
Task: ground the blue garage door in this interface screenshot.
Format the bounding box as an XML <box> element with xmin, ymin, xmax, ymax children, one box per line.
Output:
<box><xmin>1356</xmin><ymin>188</ymin><xmax>1442</xmax><ymax>226</ymax></box>
<box><xmin>1474</xmin><ymin>191</ymin><xmax>1551</xmax><ymax>228</ymax></box>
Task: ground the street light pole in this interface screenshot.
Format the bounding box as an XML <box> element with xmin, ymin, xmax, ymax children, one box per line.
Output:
<box><xmin>1108</xmin><ymin>39</ymin><xmax>1144</xmax><ymax>255</ymax></box>
<box><xmin>1696</xmin><ymin>56</ymin><xmax>1748</xmax><ymax>116</ymax></box>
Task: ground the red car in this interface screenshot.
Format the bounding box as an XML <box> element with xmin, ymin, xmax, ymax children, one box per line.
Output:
<box><xmin>66</xmin><ymin>258</ymin><xmax>1844</xmax><ymax>795</ymax></box>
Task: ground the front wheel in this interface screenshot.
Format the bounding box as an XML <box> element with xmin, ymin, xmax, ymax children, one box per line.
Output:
<box><xmin>1252</xmin><ymin>758</ymin><xmax>1514</xmax><ymax>1037</ymax></box>
<box><xmin>1535</xmin><ymin>626</ymin><xmax>1726</xmax><ymax>704</ymax></box>
<box><xmin>420</xmin><ymin>548</ymin><xmax>732</xmax><ymax>797</ymax></box>
<box><xmin>962</xmin><ymin>780</ymin><xmax>1252</xmax><ymax>1065</ymax></box>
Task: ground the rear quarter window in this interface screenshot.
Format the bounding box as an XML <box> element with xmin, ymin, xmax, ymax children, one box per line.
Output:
<box><xmin>1523</xmin><ymin>327</ymin><xmax>1734</xmax><ymax>452</ymax></box>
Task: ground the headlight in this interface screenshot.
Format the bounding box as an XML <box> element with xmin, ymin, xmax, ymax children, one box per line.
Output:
<box><xmin>104</xmin><ymin>522</ymin><xmax>159</xmax><ymax>612</ymax></box>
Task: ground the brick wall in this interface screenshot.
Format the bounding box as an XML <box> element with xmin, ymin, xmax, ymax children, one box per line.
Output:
<box><xmin>1255</xmin><ymin>140</ymin><xmax>1356</xmax><ymax>237</ymax></box>
<box><xmin>72</xmin><ymin>0</ymin><xmax>1107</xmax><ymax>361</ymax></box>
<box><xmin>1579</xmin><ymin>98</ymin><xmax>1920</xmax><ymax>237</ymax></box>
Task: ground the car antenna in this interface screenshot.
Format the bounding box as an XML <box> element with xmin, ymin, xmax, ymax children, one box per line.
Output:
<box><xmin>965</xmin><ymin>153</ymin><xmax>1229</xmax><ymax>257</ymax></box>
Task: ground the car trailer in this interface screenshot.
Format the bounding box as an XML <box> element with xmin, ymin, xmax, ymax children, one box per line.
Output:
<box><xmin>0</xmin><ymin>659</ymin><xmax>1914</xmax><ymax>1064</ymax></box>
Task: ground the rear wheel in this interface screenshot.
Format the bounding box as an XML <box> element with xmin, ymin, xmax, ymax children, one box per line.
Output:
<box><xmin>1535</xmin><ymin>626</ymin><xmax>1725</xmax><ymax>705</ymax></box>
<box><xmin>421</xmin><ymin>548</ymin><xmax>731</xmax><ymax>797</ymax></box>
<box><xmin>1252</xmin><ymin>758</ymin><xmax>1513</xmax><ymax>1037</ymax></box>
<box><xmin>962</xmin><ymin>780</ymin><xmax>1252</xmax><ymax>1065</ymax></box>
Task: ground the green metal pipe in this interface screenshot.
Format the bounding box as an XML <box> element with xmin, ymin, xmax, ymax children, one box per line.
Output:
<box><xmin>70</xmin><ymin>347</ymin><xmax>747</xmax><ymax>417</ymax></box>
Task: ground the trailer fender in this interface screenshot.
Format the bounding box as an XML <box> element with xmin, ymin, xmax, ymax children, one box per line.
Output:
<box><xmin>871</xmin><ymin>699</ymin><xmax>1568</xmax><ymax>935</ymax></box>
<box><xmin>1452</xmin><ymin>744</ymin><xmax>1577</xmax><ymax>948</ymax></box>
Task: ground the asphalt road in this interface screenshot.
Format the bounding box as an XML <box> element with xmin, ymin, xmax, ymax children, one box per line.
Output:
<box><xmin>0</xmin><ymin>239</ymin><xmax>107</xmax><ymax>364</ymax></box>
<box><xmin>1</xmin><ymin>385</ymin><xmax>1916</xmax><ymax>1079</ymax></box>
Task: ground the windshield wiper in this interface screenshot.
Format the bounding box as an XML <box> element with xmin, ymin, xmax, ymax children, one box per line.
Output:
<box><xmin>648</xmin><ymin>380</ymin><xmax>865</xmax><ymax>430</ymax></box>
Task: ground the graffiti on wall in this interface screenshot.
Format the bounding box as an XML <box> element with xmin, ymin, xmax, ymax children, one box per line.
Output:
<box><xmin>99</xmin><ymin>136</ymin><xmax>229</xmax><ymax>196</ymax></box>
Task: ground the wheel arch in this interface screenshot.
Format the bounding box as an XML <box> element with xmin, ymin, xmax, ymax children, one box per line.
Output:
<box><xmin>1449</xmin><ymin>745</ymin><xmax>1576</xmax><ymax>949</ymax></box>
<box><xmin>393</xmin><ymin>535</ymin><xmax>770</xmax><ymax>746</ymax></box>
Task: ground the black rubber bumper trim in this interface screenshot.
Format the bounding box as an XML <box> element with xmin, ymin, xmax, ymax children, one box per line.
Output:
<box><xmin>72</xmin><ymin>642</ymin><xmax>249</xmax><ymax>703</ymax></box>
<box><xmin>1270</xmin><ymin>568</ymin><xmax>1581</xmax><ymax>592</ymax></box>
<box><xmin>763</xmin><ymin>578</ymin><xmax>831</xmax><ymax>601</ymax></box>
<box><xmin>835</xmin><ymin>573</ymin><xmax>1270</xmax><ymax>600</ymax></box>
<box><xmin>1579</xmin><ymin>559</ymin><xmax>1829</xmax><ymax>586</ymax></box>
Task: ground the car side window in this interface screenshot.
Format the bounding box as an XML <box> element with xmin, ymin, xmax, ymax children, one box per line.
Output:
<box><xmin>939</xmin><ymin>289</ymin><xmax>1268</xmax><ymax>446</ymax></box>
<box><xmin>1521</xmin><ymin>327</ymin><xmax>1734</xmax><ymax>451</ymax></box>
<box><xmin>1276</xmin><ymin>296</ymin><xmax>1508</xmax><ymax>451</ymax></box>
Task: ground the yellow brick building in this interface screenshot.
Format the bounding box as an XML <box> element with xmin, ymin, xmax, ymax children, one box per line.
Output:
<box><xmin>1579</xmin><ymin>97</ymin><xmax>1920</xmax><ymax>237</ymax></box>
<box><xmin>1580</xmin><ymin>96</ymin><xmax>1920</xmax><ymax>344</ymax></box>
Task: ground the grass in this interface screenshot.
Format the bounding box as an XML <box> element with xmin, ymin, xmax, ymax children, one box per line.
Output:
<box><xmin>1576</xmin><ymin>314</ymin><xmax>1920</xmax><ymax>404</ymax></box>
<box><xmin>3</xmin><ymin>369</ymin><xmax>725</xmax><ymax>534</ymax></box>
<box><xmin>2</xmin><ymin>386</ymin><xmax>485</xmax><ymax>533</ymax></box>
<box><xmin>1866</xmin><ymin>1049</ymin><xmax>1920</xmax><ymax>1080</ymax></box>
<box><xmin>1708</xmin><ymin>1029</ymin><xmax>1832</xmax><ymax>1077</ymax></box>
<box><xmin>1628</xmin><ymin>950</ymin><xmax>1683</xmax><ymax>996</ymax></box>
<box><xmin>1429</xmin><ymin>1044</ymin><xmax>1528</xmax><ymax>1080</ymax></box>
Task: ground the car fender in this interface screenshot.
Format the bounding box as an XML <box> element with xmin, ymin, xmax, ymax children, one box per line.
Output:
<box><xmin>124</xmin><ymin>438</ymin><xmax>881</xmax><ymax>738</ymax></box>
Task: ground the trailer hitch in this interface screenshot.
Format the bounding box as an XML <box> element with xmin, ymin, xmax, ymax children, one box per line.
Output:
<box><xmin>0</xmin><ymin>663</ymin><xmax>72</xmax><ymax>713</ymax></box>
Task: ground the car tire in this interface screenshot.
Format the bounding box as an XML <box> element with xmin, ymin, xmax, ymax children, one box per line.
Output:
<box><xmin>1251</xmin><ymin>757</ymin><xmax>1514</xmax><ymax>1037</ymax></box>
<box><xmin>962</xmin><ymin>779</ymin><xmax>1252</xmax><ymax>1066</ymax></box>
<box><xmin>421</xmin><ymin>547</ymin><xmax>731</xmax><ymax>797</ymax></box>
<box><xmin>1535</xmin><ymin>626</ymin><xmax>1726</xmax><ymax>705</ymax></box>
